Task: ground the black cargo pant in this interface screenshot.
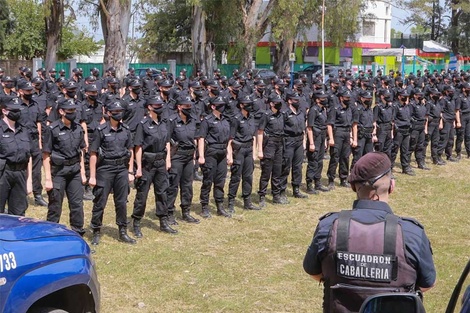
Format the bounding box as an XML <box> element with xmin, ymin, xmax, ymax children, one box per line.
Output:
<box><xmin>132</xmin><ymin>155</ymin><xmax>168</xmax><ymax>220</ymax></box>
<box><xmin>424</xmin><ymin>120</ymin><xmax>440</xmax><ymax>160</ymax></box>
<box><xmin>438</xmin><ymin>119</ymin><xmax>455</xmax><ymax>158</ymax></box>
<box><xmin>391</xmin><ymin>126</ymin><xmax>411</xmax><ymax>169</ymax></box>
<box><xmin>375</xmin><ymin>123</ymin><xmax>393</xmax><ymax>160</ymax></box>
<box><xmin>351</xmin><ymin>129</ymin><xmax>374</xmax><ymax>170</ymax></box>
<box><xmin>409</xmin><ymin>124</ymin><xmax>426</xmax><ymax>163</ymax></box>
<box><xmin>200</xmin><ymin>146</ymin><xmax>227</xmax><ymax>205</ymax></box>
<box><xmin>306</xmin><ymin>129</ymin><xmax>326</xmax><ymax>184</ymax></box>
<box><xmin>327</xmin><ymin>128</ymin><xmax>351</xmax><ymax>182</ymax></box>
<box><xmin>91</xmin><ymin>163</ymin><xmax>129</xmax><ymax>230</ymax></box>
<box><xmin>228</xmin><ymin>142</ymin><xmax>254</xmax><ymax>200</ymax></box>
<box><xmin>258</xmin><ymin>136</ymin><xmax>284</xmax><ymax>196</ymax></box>
<box><xmin>31</xmin><ymin>136</ymin><xmax>43</xmax><ymax>196</ymax></box>
<box><xmin>47</xmin><ymin>163</ymin><xmax>84</xmax><ymax>234</ymax></box>
<box><xmin>280</xmin><ymin>135</ymin><xmax>304</xmax><ymax>192</ymax></box>
<box><xmin>167</xmin><ymin>149</ymin><xmax>195</xmax><ymax>213</ymax></box>
<box><xmin>455</xmin><ymin>113</ymin><xmax>470</xmax><ymax>156</ymax></box>
<box><xmin>0</xmin><ymin>163</ymin><xmax>28</xmax><ymax>215</ymax></box>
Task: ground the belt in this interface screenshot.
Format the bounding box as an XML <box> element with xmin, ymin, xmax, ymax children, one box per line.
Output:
<box><xmin>286</xmin><ymin>134</ymin><xmax>304</xmax><ymax>141</ymax></box>
<box><xmin>143</xmin><ymin>151</ymin><xmax>167</xmax><ymax>161</ymax></box>
<box><xmin>63</xmin><ymin>156</ymin><xmax>81</xmax><ymax>166</ymax></box>
<box><xmin>208</xmin><ymin>143</ymin><xmax>227</xmax><ymax>149</ymax></box>
<box><xmin>176</xmin><ymin>148</ymin><xmax>195</xmax><ymax>155</ymax></box>
<box><xmin>5</xmin><ymin>162</ymin><xmax>28</xmax><ymax>171</ymax></box>
<box><xmin>101</xmin><ymin>156</ymin><xmax>128</xmax><ymax>165</ymax></box>
<box><xmin>335</xmin><ymin>126</ymin><xmax>351</xmax><ymax>131</ymax></box>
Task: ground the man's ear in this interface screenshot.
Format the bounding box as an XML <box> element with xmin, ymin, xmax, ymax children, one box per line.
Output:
<box><xmin>388</xmin><ymin>179</ymin><xmax>395</xmax><ymax>194</ymax></box>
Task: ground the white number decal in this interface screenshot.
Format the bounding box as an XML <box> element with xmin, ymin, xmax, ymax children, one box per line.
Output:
<box><xmin>0</xmin><ymin>253</ymin><xmax>17</xmax><ymax>272</ymax></box>
<box><xmin>9</xmin><ymin>252</ymin><xmax>16</xmax><ymax>269</ymax></box>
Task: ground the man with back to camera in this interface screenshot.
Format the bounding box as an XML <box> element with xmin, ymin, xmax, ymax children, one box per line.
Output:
<box><xmin>303</xmin><ymin>152</ymin><xmax>436</xmax><ymax>313</ymax></box>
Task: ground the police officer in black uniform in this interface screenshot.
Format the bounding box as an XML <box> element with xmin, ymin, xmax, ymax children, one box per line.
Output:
<box><xmin>88</xmin><ymin>101</ymin><xmax>136</xmax><ymax>245</ymax></box>
<box><xmin>455</xmin><ymin>82</ymin><xmax>470</xmax><ymax>159</ymax></box>
<box><xmin>280</xmin><ymin>92</ymin><xmax>307</xmax><ymax>200</ymax></box>
<box><xmin>373</xmin><ymin>90</ymin><xmax>394</xmax><ymax>160</ymax></box>
<box><xmin>227</xmin><ymin>95</ymin><xmax>260</xmax><ymax>213</ymax></box>
<box><xmin>131</xmin><ymin>95</ymin><xmax>177</xmax><ymax>237</ymax></box>
<box><xmin>0</xmin><ymin>97</ymin><xmax>32</xmax><ymax>215</ymax></box>
<box><xmin>167</xmin><ymin>96</ymin><xmax>200</xmax><ymax>225</ymax></box>
<box><xmin>257</xmin><ymin>94</ymin><xmax>285</xmax><ymax>207</ymax></box>
<box><xmin>326</xmin><ymin>89</ymin><xmax>358</xmax><ymax>189</ymax></box>
<box><xmin>17</xmin><ymin>81</ymin><xmax>48</xmax><ymax>206</ymax></box>
<box><xmin>197</xmin><ymin>96</ymin><xmax>233</xmax><ymax>218</ymax></box>
<box><xmin>303</xmin><ymin>152</ymin><xmax>436</xmax><ymax>313</ymax></box>
<box><xmin>438</xmin><ymin>85</ymin><xmax>458</xmax><ymax>163</ymax></box>
<box><xmin>409</xmin><ymin>89</ymin><xmax>430</xmax><ymax>170</ymax></box>
<box><xmin>305</xmin><ymin>90</ymin><xmax>330</xmax><ymax>194</ymax></box>
<box><xmin>43</xmin><ymin>99</ymin><xmax>86</xmax><ymax>235</ymax></box>
<box><xmin>351</xmin><ymin>90</ymin><xmax>376</xmax><ymax>170</ymax></box>
<box><xmin>122</xmin><ymin>79</ymin><xmax>147</xmax><ymax>137</ymax></box>
<box><xmin>391</xmin><ymin>89</ymin><xmax>415</xmax><ymax>176</ymax></box>
<box><xmin>0</xmin><ymin>76</ymin><xmax>17</xmax><ymax>104</ymax></box>
<box><xmin>425</xmin><ymin>88</ymin><xmax>444</xmax><ymax>165</ymax></box>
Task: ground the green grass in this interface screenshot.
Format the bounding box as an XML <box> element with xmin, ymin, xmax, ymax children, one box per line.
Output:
<box><xmin>27</xmin><ymin>158</ymin><xmax>470</xmax><ymax>313</ymax></box>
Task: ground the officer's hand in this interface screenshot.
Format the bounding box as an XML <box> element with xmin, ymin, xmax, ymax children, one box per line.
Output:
<box><xmin>81</xmin><ymin>174</ymin><xmax>87</xmax><ymax>185</ymax></box>
<box><xmin>351</xmin><ymin>139</ymin><xmax>358</xmax><ymax>148</ymax></box>
<box><xmin>456</xmin><ymin>122</ymin><xmax>462</xmax><ymax>129</ymax></box>
<box><xmin>128</xmin><ymin>173</ymin><xmax>135</xmax><ymax>183</ymax></box>
<box><xmin>135</xmin><ymin>168</ymin><xmax>142</xmax><ymax>179</ymax></box>
<box><xmin>372</xmin><ymin>134</ymin><xmax>378</xmax><ymax>143</ymax></box>
<box><xmin>328</xmin><ymin>138</ymin><xmax>335</xmax><ymax>147</ymax></box>
<box><xmin>439</xmin><ymin>123</ymin><xmax>444</xmax><ymax>130</ymax></box>
<box><xmin>166</xmin><ymin>160</ymin><xmax>171</xmax><ymax>171</ymax></box>
<box><xmin>89</xmin><ymin>177</ymin><xmax>96</xmax><ymax>188</ymax></box>
<box><xmin>198</xmin><ymin>156</ymin><xmax>205</xmax><ymax>165</ymax></box>
<box><xmin>309</xmin><ymin>143</ymin><xmax>315</xmax><ymax>152</ymax></box>
<box><xmin>227</xmin><ymin>156</ymin><xmax>233</xmax><ymax>166</ymax></box>
<box><xmin>258</xmin><ymin>151</ymin><xmax>264</xmax><ymax>160</ymax></box>
<box><xmin>45</xmin><ymin>179</ymin><xmax>53</xmax><ymax>192</ymax></box>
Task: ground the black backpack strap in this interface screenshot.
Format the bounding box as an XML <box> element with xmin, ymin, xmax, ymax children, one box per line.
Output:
<box><xmin>383</xmin><ymin>213</ymin><xmax>399</xmax><ymax>256</ymax></box>
<box><xmin>336</xmin><ymin>210</ymin><xmax>353</xmax><ymax>251</ymax></box>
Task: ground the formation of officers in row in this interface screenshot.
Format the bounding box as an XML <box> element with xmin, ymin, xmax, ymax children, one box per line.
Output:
<box><xmin>0</xmin><ymin>64</ymin><xmax>469</xmax><ymax>245</ymax></box>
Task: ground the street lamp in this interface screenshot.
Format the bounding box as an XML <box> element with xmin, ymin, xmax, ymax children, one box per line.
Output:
<box><xmin>401</xmin><ymin>44</ymin><xmax>406</xmax><ymax>75</ymax></box>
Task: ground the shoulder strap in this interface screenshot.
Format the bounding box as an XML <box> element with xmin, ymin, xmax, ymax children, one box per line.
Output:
<box><xmin>336</xmin><ymin>210</ymin><xmax>353</xmax><ymax>251</ymax></box>
<box><xmin>383</xmin><ymin>214</ymin><xmax>399</xmax><ymax>256</ymax></box>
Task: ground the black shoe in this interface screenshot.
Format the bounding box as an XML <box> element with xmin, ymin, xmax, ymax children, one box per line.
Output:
<box><xmin>216</xmin><ymin>203</ymin><xmax>231</xmax><ymax>218</ymax></box>
<box><xmin>306</xmin><ymin>183</ymin><xmax>319</xmax><ymax>195</ymax></box>
<box><xmin>132</xmin><ymin>219</ymin><xmax>143</xmax><ymax>238</ymax></box>
<box><xmin>182</xmin><ymin>212</ymin><xmax>200</xmax><ymax>224</ymax></box>
<box><xmin>447</xmin><ymin>156</ymin><xmax>459</xmax><ymax>162</ymax></box>
<box><xmin>227</xmin><ymin>199</ymin><xmax>235</xmax><ymax>214</ymax></box>
<box><xmin>159</xmin><ymin>217</ymin><xmax>178</xmax><ymax>234</ymax></box>
<box><xmin>328</xmin><ymin>181</ymin><xmax>335</xmax><ymax>191</ymax></box>
<box><xmin>402</xmin><ymin>167</ymin><xmax>416</xmax><ymax>176</ymax></box>
<box><xmin>167</xmin><ymin>213</ymin><xmax>179</xmax><ymax>226</ymax></box>
<box><xmin>243</xmin><ymin>198</ymin><xmax>261</xmax><ymax>210</ymax></box>
<box><xmin>417</xmin><ymin>162</ymin><xmax>431</xmax><ymax>171</ymax></box>
<box><xmin>200</xmin><ymin>205</ymin><xmax>211</xmax><ymax>218</ymax></box>
<box><xmin>83</xmin><ymin>186</ymin><xmax>94</xmax><ymax>201</ymax></box>
<box><xmin>433</xmin><ymin>157</ymin><xmax>446</xmax><ymax>165</ymax></box>
<box><xmin>456</xmin><ymin>153</ymin><xmax>462</xmax><ymax>160</ymax></box>
<box><xmin>279</xmin><ymin>191</ymin><xmax>290</xmax><ymax>204</ymax></box>
<box><xmin>293</xmin><ymin>186</ymin><xmax>308</xmax><ymax>199</ymax></box>
<box><xmin>194</xmin><ymin>171</ymin><xmax>203</xmax><ymax>181</ymax></box>
<box><xmin>339</xmin><ymin>180</ymin><xmax>350</xmax><ymax>188</ymax></box>
<box><xmin>273</xmin><ymin>194</ymin><xmax>289</xmax><ymax>204</ymax></box>
<box><xmin>259</xmin><ymin>196</ymin><xmax>266</xmax><ymax>208</ymax></box>
<box><xmin>34</xmin><ymin>195</ymin><xmax>48</xmax><ymax>207</ymax></box>
<box><xmin>315</xmin><ymin>183</ymin><xmax>330</xmax><ymax>192</ymax></box>
<box><xmin>118</xmin><ymin>227</ymin><xmax>137</xmax><ymax>244</ymax></box>
<box><xmin>91</xmin><ymin>230</ymin><xmax>101</xmax><ymax>246</ymax></box>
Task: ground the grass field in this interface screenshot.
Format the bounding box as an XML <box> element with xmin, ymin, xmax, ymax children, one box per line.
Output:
<box><xmin>27</xmin><ymin>157</ymin><xmax>470</xmax><ymax>313</ymax></box>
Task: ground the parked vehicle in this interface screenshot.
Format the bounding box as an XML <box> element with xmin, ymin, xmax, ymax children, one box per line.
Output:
<box><xmin>0</xmin><ymin>214</ymin><xmax>100</xmax><ymax>313</ymax></box>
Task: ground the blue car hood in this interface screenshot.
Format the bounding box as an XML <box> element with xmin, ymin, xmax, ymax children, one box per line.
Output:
<box><xmin>0</xmin><ymin>214</ymin><xmax>76</xmax><ymax>241</ymax></box>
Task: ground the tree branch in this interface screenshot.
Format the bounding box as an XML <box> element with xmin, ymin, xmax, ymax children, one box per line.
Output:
<box><xmin>99</xmin><ymin>0</ymin><xmax>110</xmax><ymax>19</ymax></box>
<box><xmin>81</xmin><ymin>0</ymin><xmax>100</xmax><ymax>8</ymax></box>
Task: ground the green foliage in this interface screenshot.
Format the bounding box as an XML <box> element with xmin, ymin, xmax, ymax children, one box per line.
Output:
<box><xmin>2</xmin><ymin>0</ymin><xmax>98</xmax><ymax>60</ymax></box>
<box><xmin>323</xmin><ymin>0</ymin><xmax>365</xmax><ymax>47</ymax></box>
<box><xmin>0</xmin><ymin>0</ymin><xmax>13</xmax><ymax>54</ymax></box>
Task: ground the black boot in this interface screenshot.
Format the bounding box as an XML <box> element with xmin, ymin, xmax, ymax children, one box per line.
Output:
<box><xmin>293</xmin><ymin>186</ymin><xmax>307</xmax><ymax>199</ymax></box>
<box><xmin>315</xmin><ymin>181</ymin><xmax>330</xmax><ymax>192</ymax></box>
<box><xmin>200</xmin><ymin>204</ymin><xmax>211</xmax><ymax>218</ymax></box>
<box><xmin>83</xmin><ymin>185</ymin><xmax>94</xmax><ymax>201</ymax></box>
<box><xmin>259</xmin><ymin>195</ymin><xmax>266</xmax><ymax>208</ymax></box>
<box><xmin>167</xmin><ymin>211</ymin><xmax>178</xmax><ymax>225</ymax></box>
<box><xmin>417</xmin><ymin>161</ymin><xmax>431</xmax><ymax>171</ymax></box>
<box><xmin>306</xmin><ymin>182</ymin><xmax>319</xmax><ymax>195</ymax></box>
<box><xmin>118</xmin><ymin>226</ymin><xmax>137</xmax><ymax>244</ymax></box>
<box><xmin>339</xmin><ymin>180</ymin><xmax>350</xmax><ymax>188</ymax></box>
<box><xmin>194</xmin><ymin>170</ymin><xmax>203</xmax><ymax>181</ymax></box>
<box><xmin>34</xmin><ymin>195</ymin><xmax>48</xmax><ymax>207</ymax></box>
<box><xmin>159</xmin><ymin>217</ymin><xmax>178</xmax><ymax>234</ymax></box>
<box><xmin>91</xmin><ymin>230</ymin><xmax>101</xmax><ymax>246</ymax></box>
<box><xmin>182</xmin><ymin>207</ymin><xmax>200</xmax><ymax>224</ymax></box>
<box><xmin>402</xmin><ymin>167</ymin><xmax>416</xmax><ymax>176</ymax></box>
<box><xmin>216</xmin><ymin>202</ymin><xmax>231</xmax><ymax>218</ymax></box>
<box><xmin>447</xmin><ymin>155</ymin><xmax>459</xmax><ymax>162</ymax></box>
<box><xmin>279</xmin><ymin>191</ymin><xmax>289</xmax><ymax>204</ymax></box>
<box><xmin>243</xmin><ymin>197</ymin><xmax>261</xmax><ymax>210</ymax></box>
<box><xmin>227</xmin><ymin>198</ymin><xmax>235</xmax><ymax>214</ymax></box>
<box><xmin>273</xmin><ymin>194</ymin><xmax>288</xmax><ymax>204</ymax></box>
<box><xmin>133</xmin><ymin>219</ymin><xmax>143</xmax><ymax>238</ymax></box>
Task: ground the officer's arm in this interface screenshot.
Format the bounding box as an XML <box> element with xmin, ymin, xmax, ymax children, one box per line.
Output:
<box><xmin>42</xmin><ymin>152</ymin><xmax>52</xmax><ymax>189</ymax></box>
<box><xmin>310</xmin><ymin>274</ymin><xmax>323</xmax><ymax>282</ymax></box>
<box><xmin>256</xmin><ymin>129</ymin><xmax>263</xmax><ymax>156</ymax></box>
<box><xmin>37</xmin><ymin>121</ymin><xmax>42</xmax><ymax>149</ymax></box>
<box><xmin>89</xmin><ymin>152</ymin><xmax>97</xmax><ymax>180</ymax></box>
<box><xmin>307</xmin><ymin>127</ymin><xmax>315</xmax><ymax>151</ymax></box>
<box><xmin>81</xmin><ymin>121</ymin><xmax>89</xmax><ymax>151</ymax></box>
<box><xmin>135</xmin><ymin>145</ymin><xmax>143</xmax><ymax>177</ymax></box>
<box><xmin>128</xmin><ymin>148</ymin><xmax>134</xmax><ymax>173</ymax></box>
<box><xmin>198</xmin><ymin>137</ymin><xmax>205</xmax><ymax>160</ymax></box>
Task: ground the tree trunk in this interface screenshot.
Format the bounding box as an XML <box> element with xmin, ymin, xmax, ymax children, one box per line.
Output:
<box><xmin>44</xmin><ymin>0</ymin><xmax>63</xmax><ymax>71</ymax></box>
<box><xmin>273</xmin><ymin>38</ymin><xmax>294</xmax><ymax>75</ymax></box>
<box><xmin>191</xmin><ymin>5</ymin><xmax>210</xmax><ymax>74</ymax></box>
<box><xmin>100</xmin><ymin>0</ymin><xmax>131</xmax><ymax>80</ymax></box>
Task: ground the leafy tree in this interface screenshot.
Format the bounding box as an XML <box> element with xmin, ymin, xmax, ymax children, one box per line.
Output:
<box><xmin>400</xmin><ymin>0</ymin><xmax>446</xmax><ymax>41</ymax></box>
<box><xmin>57</xmin><ymin>27</ymin><xmax>100</xmax><ymax>60</ymax></box>
<box><xmin>0</xmin><ymin>0</ymin><xmax>13</xmax><ymax>55</ymax></box>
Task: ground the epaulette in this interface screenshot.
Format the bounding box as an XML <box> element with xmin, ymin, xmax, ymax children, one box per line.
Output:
<box><xmin>96</xmin><ymin>124</ymin><xmax>106</xmax><ymax>131</ymax></box>
<box><xmin>48</xmin><ymin>120</ymin><xmax>60</xmax><ymax>129</ymax></box>
<box><xmin>401</xmin><ymin>216</ymin><xmax>424</xmax><ymax>229</ymax></box>
<box><xmin>121</xmin><ymin>123</ymin><xmax>130</xmax><ymax>129</ymax></box>
<box><xmin>204</xmin><ymin>115</ymin><xmax>211</xmax><ymax>120</ymax></box>
<box><xmin>319</xmin><ymin>212</ymin><xmax>335</xmax><ymax>221</ymax></box>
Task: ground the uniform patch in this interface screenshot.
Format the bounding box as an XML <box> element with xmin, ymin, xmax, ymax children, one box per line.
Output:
<box><xmin>336</xmin><ymin>251</ymin><xmax>395</xmax><ymax>282</ymax></box>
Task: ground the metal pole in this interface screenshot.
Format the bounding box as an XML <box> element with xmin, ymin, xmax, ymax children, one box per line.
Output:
<box><xmin>321</xmin><ymin>0</ymin><xmax>325</xmax><ymax>84</ymax></box>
